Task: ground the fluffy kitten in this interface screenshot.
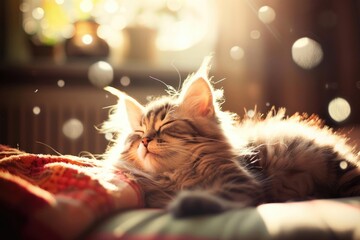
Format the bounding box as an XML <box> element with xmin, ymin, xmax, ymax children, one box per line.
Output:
<box><xmin>102</xmin><ymin>57</ymin><xmax>360</xmax><ymax>217</ymax></box>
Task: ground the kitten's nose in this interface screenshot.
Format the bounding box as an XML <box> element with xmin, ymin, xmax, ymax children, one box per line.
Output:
<box><xmin>141</xmin><ymin>137</ymin><xmax>152</xmax><ymax>147</ymax></box>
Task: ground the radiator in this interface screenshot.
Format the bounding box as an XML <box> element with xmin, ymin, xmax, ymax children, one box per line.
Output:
<box><xmin>0</xmin><ymin>86</ymin><xmax>115</xmax><ymax>156</ymax></box>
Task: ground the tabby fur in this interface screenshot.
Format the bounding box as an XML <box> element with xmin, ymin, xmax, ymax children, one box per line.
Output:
<box><xmin>101</xmin><ymin>57</ymin><xmax>360</xmax><ymax>217</ymax></box>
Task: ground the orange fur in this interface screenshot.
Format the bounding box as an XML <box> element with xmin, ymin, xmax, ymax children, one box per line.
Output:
<box><xmin>101</xmin><ymin>57</ymin><xmax>360</xmax><ymax>216</ymax></box>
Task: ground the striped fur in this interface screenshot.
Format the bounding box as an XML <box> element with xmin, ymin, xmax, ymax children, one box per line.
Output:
<box><xmin>101</xmin><ymin>58</ymin><xmax>360</xmax><ymax>217</ymax></box>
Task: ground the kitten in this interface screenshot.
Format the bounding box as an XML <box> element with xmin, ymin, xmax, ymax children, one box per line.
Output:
<box><xmin>101</xmin><ymin>57</ymin><xmax>360</xmax><ymax>217</ymax></box>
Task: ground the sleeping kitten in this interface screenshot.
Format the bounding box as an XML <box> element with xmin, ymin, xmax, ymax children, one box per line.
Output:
<box><xmin>101</xmin><ymin>57</ymin><xmax>360</xmax><ymax>217</ymax></box>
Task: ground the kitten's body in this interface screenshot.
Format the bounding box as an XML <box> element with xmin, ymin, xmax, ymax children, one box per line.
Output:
<box><xmin>102</xmin><ymin>58</ymin><xmax>360</xmax><ymax>217</ymax></box>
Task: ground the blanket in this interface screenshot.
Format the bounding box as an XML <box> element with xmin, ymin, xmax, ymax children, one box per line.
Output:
<box><xmin>0</xmin><ymin>145</ymin><xmax>144</xmax><ymax>240</ymax></box>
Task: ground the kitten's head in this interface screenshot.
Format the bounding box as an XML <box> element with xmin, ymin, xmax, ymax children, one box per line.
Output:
<box><xmin>102</xmin><ymin>57</ymin><xmax>235</xmax><ymax>173</ymax></box>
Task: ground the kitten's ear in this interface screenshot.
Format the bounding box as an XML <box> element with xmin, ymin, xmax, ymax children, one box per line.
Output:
<box><xmin>179</xmin><ymin>77</ymin><xmax>215</xmax><ymax>118</ymax></box>
<box><xmin>122</xmin><ymin>94</ymin><xmax>144</xmax><ymax>130</ymax></box>
<box><xmin>105</xmin><ymin>87</ymin><xmax>144</xmax><ymax>130</ymax></box>
<box><xmin>179</xmin><ymin>55</ymin><xmax>215</xmax><ymax>118</ymax></box>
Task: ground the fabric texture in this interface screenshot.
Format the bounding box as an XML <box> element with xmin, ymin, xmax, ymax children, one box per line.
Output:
<box><xmin>87</xmin><ymin>197</ymin><xmax>360</xmax><ymax>240</ymax></box>
<box><xmin>0</xmin><ymin>145</ymin><xmax>144</xmax><ymax>240</ymax></box>
<box><xmin>1</xmin><ymin>145</ymin><xmax>360</xmax><ymax>240</ymax></box>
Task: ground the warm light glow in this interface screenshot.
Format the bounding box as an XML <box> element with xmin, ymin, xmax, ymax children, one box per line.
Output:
<box><xmin>97</xmin><ymin>25</ymin><xmax>124</xmax><ymax>48</ymax></box>
<box><xmin>81</xmin><ymin>34</ymin><xmax>93</xmax><ymax>45</ymax></box>
<box><xmin>110</xmin><ymin>15</ymin><xmax>127</xmax><ymax>30</ymax></box>
<box><xmin>61</xmin><ymin>25</ymin><xmax>75</xmax><ymax>39</ymax></box>
<box><xmin>98</xmin><ymin>61</ymin><xmax>112</xmax><ymax>71</ymax></box>
<box><xmin>97</xmin><ymin>25</ymin><xmax>111</xmax><ymax>39</ymax></box>
<box><xmin>88</xmin><ymin>61</ymin><xmax>114</xmax><ymax>88</ymax></box>
<box><xmin>120</xmin><ymin>76</ymin><xmax>131</xmax><ymax>87</ymax></box>
<box><xmin>293</xmin><ymin>37</ymin><xmax>309</xmax><ymax>48</ymax></box>
<box><xmin>156</xmin><ymin>18</ymin><xmax>207</xmax><ymax>51</ymax></box>
<box><xmin>104</xmin><ymin>0</ymin><xmax>119</xmax><ymax>14</ymax></box>
<box><xmin>339</xmin><ymin>161</ymin><xmax>348</xmax><ymax>170</ymax></box>
<box><xmin>23</xmin><ymin>19</ymin><xmax>37</xmax><ymax>34</ymax></box>
<box><xmin>55</xmin><ymin>0</ymin><xmax>64</xmax><ymax>5</ymax></box>
<box><xmin>292</xmin><ymin>37</ymin><xmax>323</xmax><ymax>69</ymax></box>
<box><xmin>328</xmin><ymin>97</ymin><xmax>351</xmax><ymax>122</ymax></box>
<box><xmin>22</xmin><ymin>0</ymin><xmax>213</xmax><ymax>52</ymax></box>
<box><xmin>230</xmin><ymin>46</ymin><xmax>245</xmax><ymax>60</ymax></box>
<box><xmin>105</xmin><ymin>132</ymin><xmax>113</xmax><ymax>141</ymax></box>
<box><xmin>247</xmin><ymin>109</ymin><xmax>256</xmax><ymax>118</ymax></box>
<box><xmin>80</xmin><ymin>0</ymin><xmax>93</xmax><ymax>13</ymax></box>
<box><xmin>19</xmin><ymin>2</ymin><xmax>30</xmax><ymax>12</ymax></box>
<box><xmin>62</xmin><ymin>118</ymin><xmax>84</xmax><ymax>140</ymax></box>
<box><xmin>167</xmin><ymin>0</ymin><xmax>183</xmax><ymax>12</ymax></box>
<box><xmin>57</xmin><ymin>79</ymin><xmax>65</xmax><ymax>87</ymax></box>
<box><xmin>23</xmin><ymin>0</ymin><xmax>73</xmax><ymax>45</ymax></box>
<box><xmin>250</xmin><ymin>30</ymin><xmax>261</xmax><ymax>40</ymax></box>
<box><xmin>33</xmin><ymin>106</ymin><xmax>41</xmax><ymax>115</ymax></box>
<box><xmin>155</xmin><ymin>0</ymin><xmax>210</xmax><ymax>51</ymax></box>
<box><xmin>258</xmin><ymin>6</ymin><xmax>276</xmax><ymax>24</ymax></box>
<box><xmin>32</xmin><ymin>7</ymin><xmax>45</xmax><ymax>20</ymax></box>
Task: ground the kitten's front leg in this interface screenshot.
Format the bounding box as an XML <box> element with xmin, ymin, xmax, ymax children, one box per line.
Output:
<box><xmin>168</xmin><ymin>190</ymin><xmax>249</xmax><ymax>218</ymax></box>
<box><xmin>168</xmin><ymin>190</ymin><xmax>225</xmax><ymax>217</ymax></box>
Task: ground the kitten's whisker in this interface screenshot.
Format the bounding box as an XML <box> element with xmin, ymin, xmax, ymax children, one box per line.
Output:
<box><xmin>35</xmin><ymin>141</ymin><xmax>63</xmax><ymax>156</ymax></box>
<box><xmin>213</xmin><ymin>78</ymin><xmax>226</xmax><ymax>85</ymax></box>
<box><xmin>170</xmin><ymin>60</ymin><xmax>182</xmax><ymax>92</ymax></box>
<box><xmin>149</xmin><ymin>76</ymin><xmax>177</xmax><ymax>95</ymax></box>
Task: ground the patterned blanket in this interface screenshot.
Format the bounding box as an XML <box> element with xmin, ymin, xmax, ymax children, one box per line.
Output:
<box><xmin>0</xmin><ymin>145</ymin><xmax>144</xmax><ymax>240</ymax></box>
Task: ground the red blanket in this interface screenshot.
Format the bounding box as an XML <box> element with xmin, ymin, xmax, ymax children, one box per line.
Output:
<box><xmin>0</xmin><ymin>145</ymin><xmax>144</xmax><ymax>240</ymax></box>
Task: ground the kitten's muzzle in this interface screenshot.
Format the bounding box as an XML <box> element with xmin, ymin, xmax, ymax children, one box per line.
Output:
<box><xmin>141</xmin><ymin>137</ymin><xmax>152</xmax><ymax>147</ymax></box>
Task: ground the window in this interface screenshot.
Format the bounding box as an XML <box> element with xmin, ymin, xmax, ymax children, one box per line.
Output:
<box><xmin>20</xmin><ymin>0</ymin><xmax>216</xmax><ymax>70</ymax></box>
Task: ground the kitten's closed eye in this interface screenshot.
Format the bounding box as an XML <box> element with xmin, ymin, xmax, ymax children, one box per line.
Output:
<box><xmin>134</xmin><ymin>130</ymin><xmax>144</xmax><ymax>134</ymax></box>
<box><xmin>158</xmin><ymin>120</ymin><xmax>176</xmax><ymax>132</ymax></box>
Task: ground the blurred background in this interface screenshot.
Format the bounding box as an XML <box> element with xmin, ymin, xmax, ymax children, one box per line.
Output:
<box><xmin>0</xmin><ymin>0</ymin><xmax>359</xmax><ymax>155</ymax></box>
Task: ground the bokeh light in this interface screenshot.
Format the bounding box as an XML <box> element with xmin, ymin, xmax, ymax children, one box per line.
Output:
<box><xmin>328</xmin><ymin>97</ymin><xmax>351</xmax><ymax>122</ymax></box>
<box><xmin>22</xmin><ymin>0</ymin><xmax>212</xmax><ymax>51</ymax></box>
<box><xmin>23</xmin><ymin>19</ymin><xmax>37</xmax><ymax>35</ymax></box>
<box><xmin>19</xmin><ymin>2</ymin><xmax>30</xmax><ymax>12</ymax></box>
<box><xmin>97</xmin><ymin>25</ymin><xmax>125</xmax><ymax>48</ymax></box>
<box><xmin>155</xmin><ymin>0</ymin><xmax>211</xmax><ymax>51</ymax></box>
<box><xmin>167</xmin><ymin>0</ymin><xmax>183</xmax><ymax>12</ymax></box>
<box><xmin>250</xmin><ymin>30</ymin><xmax>261</xmax><ymax>40</ymax></box>
<box><xmin>120</xmin><ymin>76</ymin><xmax>131</xmax><ymax>87</ymax></box>
<box><xmin>80</xmin><ymin>0</ymin><xmax>93</xmax><ymax>13</ymax></box>
<box><xmin>33</xmin><ymin>106</ymin><xmax>41</xmax><ymax>115</ymax></box>
<box><xmin>57</xmin><ymin>79</ymin><xmax>65</xmax><ymax>87</ymax></box>
<box><xmin>247</xmin><ymin>109</ymin><xmax>256</xmax><ymax>118</ymax></box>
<box><xmin>104</xmin><ymin>0</ymin><xmax>119</xmax><ymax>13</ymax></box>
<box><xmin>325</xmin><ymin>82</ymin><xmax>338</xmax><ymax>90</ymax></box>
<box><xmin>32</xmin><ymin>7</ymin><xmax>44</xmax><ymax>20</ymax></box>
<box><xmin>339</xmin><ymin>160</ymin><xmax>348</xmax><ymax>170</ymax></box>
<box><xmin>230</xmin><ymin>46</ymin><xmax>245</xmax><ymax>60</ymax></box>
<box><xmin>291</xmin><ymin>37</ymin><xmax>323</xmax><ymax>69</ymax></box>
<box><xmin>105</xmin><ymin>132</ymin><xmax>113</xmax><ymax>141</ymax></box>
<box><xmin>81</xmin><ymin>34</ymin><xmax>93</xmax><ymax>45</ymax></box>
<box><xmin>258</xmin><ymin>6</ymin><xmax>276</xmax><ymax>24</ymax></box>
<box><xmin>62</xmin><ymin>118</ymin><xmax>84</xmax><ymax>140</ymax></box>
<box><xmin>88</xmin><ymin>61</ymin><xmax>114</xmax><ymax>88</ymax></box>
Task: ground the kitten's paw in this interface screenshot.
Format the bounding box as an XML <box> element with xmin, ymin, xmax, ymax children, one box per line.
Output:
<box><xmin>168</xmin><ymin>191</ymin><xmax>225</xmax><ymax>218</ymax></box>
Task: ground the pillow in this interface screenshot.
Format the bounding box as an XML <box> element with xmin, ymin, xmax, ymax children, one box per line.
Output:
<box><xmin>0</xmin><ymin>145</ymin><xmax>144</xmax><ymax>239</ymax></box>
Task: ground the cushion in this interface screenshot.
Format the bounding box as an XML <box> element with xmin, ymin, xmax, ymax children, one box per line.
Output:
<box><xmin>0</xmin><ymin>145</ymin><xmax>144</xmax><ymax>239</ymax></box>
